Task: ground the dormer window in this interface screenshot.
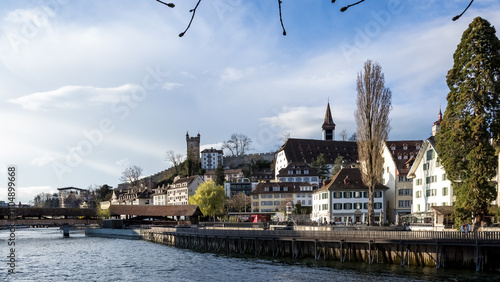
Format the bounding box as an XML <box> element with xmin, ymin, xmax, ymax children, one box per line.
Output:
<box><xmin>404</xmin><ymin>155</ymin><xmax>408</xmax><ymax>160</ymax></box>
<box><xmin>273</xmin><ymin>186</ymin><xmax>280</xmax><ymax>191</ymax></box>
<box><xmin>391</xmin><ymin>145</ymin><xmax>396</xmax><ymax>150</ymax></box>
<box><xmin>296</xmin><ymin>170</ymin><xmax>301</xmax><ymax>175</ymax></box>
<box><xmin>397</xmin><ymin>155</ymin><xmax>402</xmax><ymax>160</ymax></box>
<box><xmin>304</xmin><ymin>169</ymin><xmax>309</xmax><ymax>174</ymax></box>
<box><xmin>288</xmin><ymin>170</ymin><xmax>293</xmax><ymax>175</ymax></box>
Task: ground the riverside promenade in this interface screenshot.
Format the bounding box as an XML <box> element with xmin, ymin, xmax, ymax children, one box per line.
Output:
<box><xmin>141</xmin><ymin>226</ymin><xmax>500</xmax><ymax>271</ymax></box>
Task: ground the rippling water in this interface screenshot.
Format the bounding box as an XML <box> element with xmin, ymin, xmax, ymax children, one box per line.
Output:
<box><xmin>1</xmin><ymin>228</ymin><xmax>499</xmax><ymax>281</ymax></box>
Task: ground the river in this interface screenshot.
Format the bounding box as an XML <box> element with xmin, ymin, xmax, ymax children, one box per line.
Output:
<box><xmin>1</xmin><ymin>228</ymin><xmax>499</xmax><ymax>281</ymax></box>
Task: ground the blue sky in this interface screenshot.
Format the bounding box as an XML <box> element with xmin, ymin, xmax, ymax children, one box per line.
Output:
<box><xmin>1</xmin><ymin>0</ymin><xmax>499</xmax><ymax>203</ymax></box>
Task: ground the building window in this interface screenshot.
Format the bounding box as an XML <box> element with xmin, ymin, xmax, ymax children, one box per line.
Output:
<box><xmin>354</xmin><ymin>191</ymin><xmax>362</xmax><ymax>198</ymax></box>
<box><xmin>423</xmin><ymin>163</ymin><xmax>429</xmax><ymax>171</ymax></box>
<box><xmin>363</xmin><ymin>203</ymin><xmax>368</xmax><ymax>209</ymax></box>
<box><xmin>374</xmin><ymin>191</ymin><xmax>382</xmax><ymax>198</ymax></box>
<box><xmin>416</xmin><ymin>191</ymin><xmax>421</xmax><ymax>198</ymax></box>
<box><xmin>288</xmin><ymin>170</ymin><xmax>293</xmax><ymax>175</ymax></box>
<box><xmin>343</xmin><ymin>203</ymin><xmax>352</xmax><ymax>210</ymax></box>
<box><xmin>426</xmin><ymin>150</ymin><xmax>435</xmax><ymax>161</ymax></box>
<box><xmin>343</xmin><ymin>192</ymin><xmax>352</xmax><ymax>198</ymax></box>
<box><xmin>304</xmin><ymin>169</ymin><xmax>309</xmax><ymax>174</ymax></box>
<box><xmin>403</xmin><ymin>155</ymin><xmax>408</xmax><ymax>160</ymax></box>
<box><xmin>283</xmin><ymin>187</ymin><xmax>288</xmax><ymax>192</ymax></box>
<box><xmin>253</xmin><ymin>195</ymin><xmax>259</xmax><ymax>199</ymax></box>
<box><xmin>442</xmin><ymin>187</ymin><xmax>448</xmax><ymax>196</ymax></box>
<box><xmin>322</xmin><ymin>193</ymin><xmax>328</xmax><ymax>199</ymax></box>
<box><xmin>322</xmin><ymin>204</ymin><xmax>328</xmax><ymax>210</ymax></box>
<box><xmin>264</xmin><ymin>187</ymin><xmax>269</xmax><ymax>192</ymax></box>
<box><xmin>374</xmin><ymin>202</ymin><xmax>382</xmax><ymax>209</ymax></box>
<box><xmin>333</xmin><ymin>192</ymin><xmax>342</xmax><ymax>199</ymax></box>
<box><xmin>333</xmin><ymin>203</ymin><xmax>342</xmax><ymax>210</ymax></box>
<box><xmin>353</xmin><ymin>202</ymin><xmax>362</xmax><ymax>209</ymax></box>
<box><xmin>403</xmin><ymin>145</ymin><xmax>408</xmax><ymax>150</ymax></box>
<box><xmin>363</xmin><ymin>192</ymin><xmax>368</xmax><ymax>198</ymax></box>
<box><xmin>442</xmin><ymin>174</ymin><xmax>447</xmax><ymax>181</ymax></box>
<box><xmin>273</xmin><ymin>186</ymin><xmax>280</xmax><ymax>192</ymax></box>
<box><xmin>416</xmin><ymin>179</ymin><xmax>422</xmax><ymax>185</ymax></box>
<box><xmin>296</xmin><ymin>170</ymin><xmax>301</xmax><ymax>175</ymax></box>
<box><xmin>398</xmin><ymin>155</ymin><xmax>402</xmax><ymax>160</ymax></box>
<box><xmin>398</xmin><ymin>200</ymin><xmax>411</xmax><ymax>208</ymax></box>
<box><xmin>417</xmin><ymin>204</ymin><xmax>420</xmax><ymax>211</ymax></box>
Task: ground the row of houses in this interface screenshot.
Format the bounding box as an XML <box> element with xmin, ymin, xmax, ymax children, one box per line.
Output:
<box><xmin>100</xmin><ymin>102</ymin><xmax>499</xmax><ymax>227</ymax></box>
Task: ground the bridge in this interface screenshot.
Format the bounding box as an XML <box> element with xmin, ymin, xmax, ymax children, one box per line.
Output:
<box><xmin>0</xmin><ymin>207</ymin><xmax>99</xmax><ymax>227</ymax></box>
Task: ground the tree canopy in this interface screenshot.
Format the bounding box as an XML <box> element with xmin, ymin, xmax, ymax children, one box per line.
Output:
<box><xmin>188</xmin><ymin>180</ymin><xmax>225</xmax><ymax>221</ymax></box>
<box><xmin>436</xmin><ymin>17</ymin><xmax>500</xmax><ymax>229</ymax></box>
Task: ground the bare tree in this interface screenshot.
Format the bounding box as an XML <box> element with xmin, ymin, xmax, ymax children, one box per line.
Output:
<box><xmin>339</xmin><ymin>129</ymin><xmax>349</xmax><ymax>141</ymax></box>
<box><xmin>165</xmin><ymin>150</ymin><xmax>185</xmax><ymax>174</ymax></box>
<box><xmin>279</xmin><ymin>131</ymin><xmax>291</xmax><ymax>144</ymax></box>
<box><xmin>222</xmin><ymin>133</ymin><xmax>252</xmax><ymax>156</ymax></box>
<box><xmin>355</xmin><ymin>60</ymin><xmax>392</xmax><ymax>226</ymax></box>
<box><xmin>119</xmin><ymin>165</ymin><xmax>143</xmax><ymax>189</ymax></box>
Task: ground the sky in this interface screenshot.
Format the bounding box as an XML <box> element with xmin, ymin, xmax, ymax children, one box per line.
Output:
<box><xmin>1</xmin><ymin>0</ymin><xmax>499</xmax><ymax>204</ymax></box>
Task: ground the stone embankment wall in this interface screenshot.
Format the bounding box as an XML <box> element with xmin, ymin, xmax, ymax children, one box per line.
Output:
<box><xmin>142</xmin><ymin>228</ymin><xmax>500</xmax><ymax>271</ymax></box>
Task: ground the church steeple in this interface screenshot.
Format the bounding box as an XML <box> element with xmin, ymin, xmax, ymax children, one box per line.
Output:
<box><xmin>322</xmin><ymin>101</ymin><xmax>336</xmax><ymax>140</ymax></box>
<box><xmin>432</xmin><ymin>108</ymin><xmax>443</xmax><ymax>136</ymax></box>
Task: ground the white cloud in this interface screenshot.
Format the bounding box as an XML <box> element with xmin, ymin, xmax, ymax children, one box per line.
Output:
<box><xmin>9</xmin><ymin>84</ymin><xmax>141</xmax><ymax>111</ymax></box>
<box><xmin>115</xmin><ymin>158</ymin><xmax>130</xmax><ymax>167</ymax></box>
<box><xmin>260</xmin><ymin>106</ymin><xmax>325</xmax><ymax>139</ymax></box>
<box><xmin>219</xmin><ymin>67</ymin><xmax>255</xmax><ymax>84</ymax></box>
<box><xmin>162</xmin><ymin>82</ymin><xmax>183</xmax><ymax>91</ymax></box>
<box><xmin>31</xmin><ymin>152</ymin><xmax>57</xmax><ymax>167</ymax></box>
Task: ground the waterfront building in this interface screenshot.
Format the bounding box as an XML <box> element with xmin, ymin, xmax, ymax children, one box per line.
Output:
<box><xmin>276</xmin><ymin>162</ymin><xmax>320</xmax><ymax>186</ymax></box>
<box><xmin>407</xmin><ymin>111</ymin><xmax>454</xmax><ymax>223</ymax></box>
<box><xmin>224</xmin><ymin>180</ymin><xmax>255</xmax><ymax>197</ymax></box>
<box><xmin>57</xmin><ymin>187</ymin><xmax>92</xmax><ymax>208</ymax></box>
<box><xmin>381</xmin><ymin>140</ymin><xmax>422</xmax><ymax>223</ymax></box>
<box><xmin>311</xmin><ymin>167</ymin><xmax>388</xmax><ymax>224</ymax></box>
<box><xmin>166</xmin><ymin>175</ymin><xmax>204</xmax><ymax>206</ymax></box>
<box><xmin>274</xmin><ymin>102</ymin><xmax>358</xmax><ymax>180</ymax></box>
<box><xmin>152</xmin><ymin>185</ymin><xmax>168</xmax><ymax>205</ymax></box>
<box><xmin>408</xmin><ymin>136</ymin><xmax>454</xmax><ymax>216</ymax></box>
<box><xmin>251</xmin><ymin>182</ymin><xmax>316</xmax><ymax>213</ymax></box>
<box><xmin>201</xmin><ymin>147</ymin><xmax>223</xmax><ymax>170</ymax></box>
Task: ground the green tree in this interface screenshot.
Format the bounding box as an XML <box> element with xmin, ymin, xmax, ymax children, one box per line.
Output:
<box><xmin>311</xmin><ymin>153</ymin><xmax>329</xmax><ymax>185</ymax></box>
<box><xmin>331</xmin><ymin>156</ymin><xmax>345</xmax><ymax>176</ymax></box>
<box><xmin>215</xmin><ymin>162</ymin><xmax>225</xmax><ymax>187</ymax></box>
<box><xmin>436</xmin><ymin>17</ymin><xmax>500</xmax><ymax>230</ymax></box>
<box><xmin>355</xmin><ymin>60</ymin><xmax>392</xmax><ymax>226</ymax></box>
<box><xmin>188</xmin><ymin>180</ymin><xmax>225</xmax><ymax>221</ymax></box>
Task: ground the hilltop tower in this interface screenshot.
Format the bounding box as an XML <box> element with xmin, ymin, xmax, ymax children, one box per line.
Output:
<box><xmin>322</xmin><ymin>101</ymin><xmax>336</xmax><ymax>140</ymax></box>
<box><xmin>432</xmin><ymin>109</ymin><xmax>442</xmax><ymax>136</ymax></box>
<box><xmin>186</xmin><ymin>132</ymin><xmax>200</xmax><ymax>164</ymax></box>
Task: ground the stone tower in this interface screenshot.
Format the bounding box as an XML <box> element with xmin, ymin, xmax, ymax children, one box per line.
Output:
<box><xmin>322</xmin><ymin>102</ymin><xmax>336</xmax><ymax>140</ymax></box>
<box><xmin>186</xmin><ymin>132</ymin><xmax>200</xmax><ymax>164</ymax></box>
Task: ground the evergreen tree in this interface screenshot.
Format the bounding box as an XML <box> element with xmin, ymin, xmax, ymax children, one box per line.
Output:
<box><xmin>215</xmin><ymin>162</ymin><xmax>225</xmax><ymax>187</ymax></box>
<box><xmin>311</xmin><ymin>153</ymin><xmax>330</xmax><ymax>185</ymax></box>
<box><xmin>436</xmin><ymin>17</ymin><xmax>500</xmax><ymax>229</ymax></box>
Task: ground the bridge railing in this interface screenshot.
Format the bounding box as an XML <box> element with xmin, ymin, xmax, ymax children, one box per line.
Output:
<box><xmin>146</xmin><ymin>227</ymin><xmax>500</xmax><ymax>242</ymax></box>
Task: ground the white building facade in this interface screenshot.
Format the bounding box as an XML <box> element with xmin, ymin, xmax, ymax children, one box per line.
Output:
<box><xmin>201</xmin><ymin>148</ymin><xmax>223</xmax><ymax>170</ymax></box>
<box><xmin>167</xmin><ymin>175</ymin><xmax>204</xmax><ymax>206</ymax></box>
<box><xmin>311</xmin><ymin>168</ymin><xmax>388</xmax><ymax>224</ymax></box>
<box><xmin>408</xmin><ymin>137</ymin><xmax>454</xmax><ymax>214</ymax></box>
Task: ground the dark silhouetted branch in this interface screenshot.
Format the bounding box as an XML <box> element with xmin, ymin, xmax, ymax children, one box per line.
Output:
<box><xmin>278</xmin><ymin>0</ymin><xmax>287</xmax><ymax>36</ymax></box>
<box><xmin>156</xmin><ymin>0</ymin><xmax>175</xmax><ymax>8</ymax></box>
<box><xmin>452</xmin><ymin>0</ymin><xmax>474</xmax><ymax>21</ymax></box>
<box><xmin>179</xmin><ymin>0</ymin><xmax>202</xmax><ymax>37</ymax></box>
<box><xmin>339</xmin><ymin>0</ymin><xmax>365</xmax><ymax>12</ymax></box>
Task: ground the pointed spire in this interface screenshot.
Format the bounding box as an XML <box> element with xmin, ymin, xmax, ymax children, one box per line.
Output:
<box><xmin>322</xmin><ymin>101</ymin><xmax>336</xmax><ymax>140</ymax></box>
<box><xmin>323</xmin><ymin>102</ymin><xmax>336</xmax><ymax>127</ymax></box>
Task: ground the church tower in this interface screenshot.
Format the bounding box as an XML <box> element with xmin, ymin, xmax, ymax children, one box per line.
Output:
<box><xmin>432</xmin><ymin>109</ymin><xmax>442</xmax><ymax>136</ymax></box>
<box><xmin>322</xmin><ymin>102</ymin><xmax>336</xmax><ymax>140</ymax></box>
<box><xmin>186</xmin><ymin>132</ymin><xmax>200</xmax><ymax>164</ymax></box>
